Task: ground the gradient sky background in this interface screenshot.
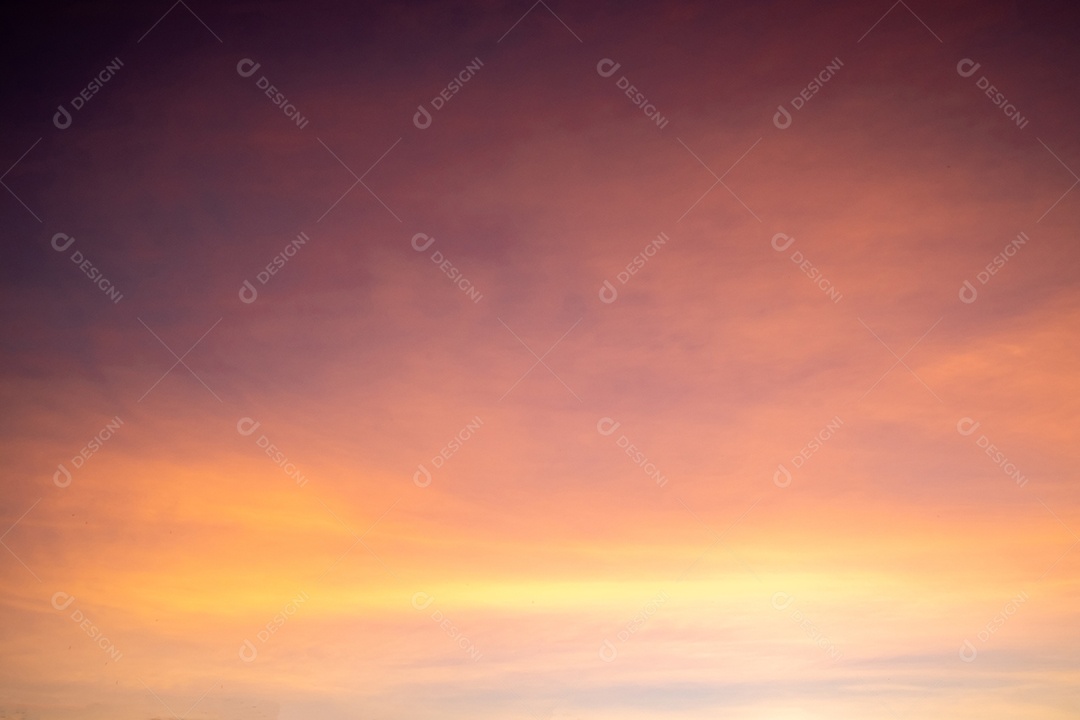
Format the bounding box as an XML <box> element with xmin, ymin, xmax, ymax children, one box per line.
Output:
<box><xmin>2</xmin><ymin>1</ymin><xmax>1079</xmax><ymax>718</ymax></box>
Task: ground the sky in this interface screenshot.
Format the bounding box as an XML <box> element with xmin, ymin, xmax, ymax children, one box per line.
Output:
<box><xmin>1</xmin><ymin>0</ymin><xmax>1079</xmax><ymax>718</ymax></box>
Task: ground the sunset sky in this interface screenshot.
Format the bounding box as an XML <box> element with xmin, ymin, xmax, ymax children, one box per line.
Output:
<box><xmin>2</xmin><ymin>1</ymin><xmax>1079</xmax><ymax>718</ymax></box>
